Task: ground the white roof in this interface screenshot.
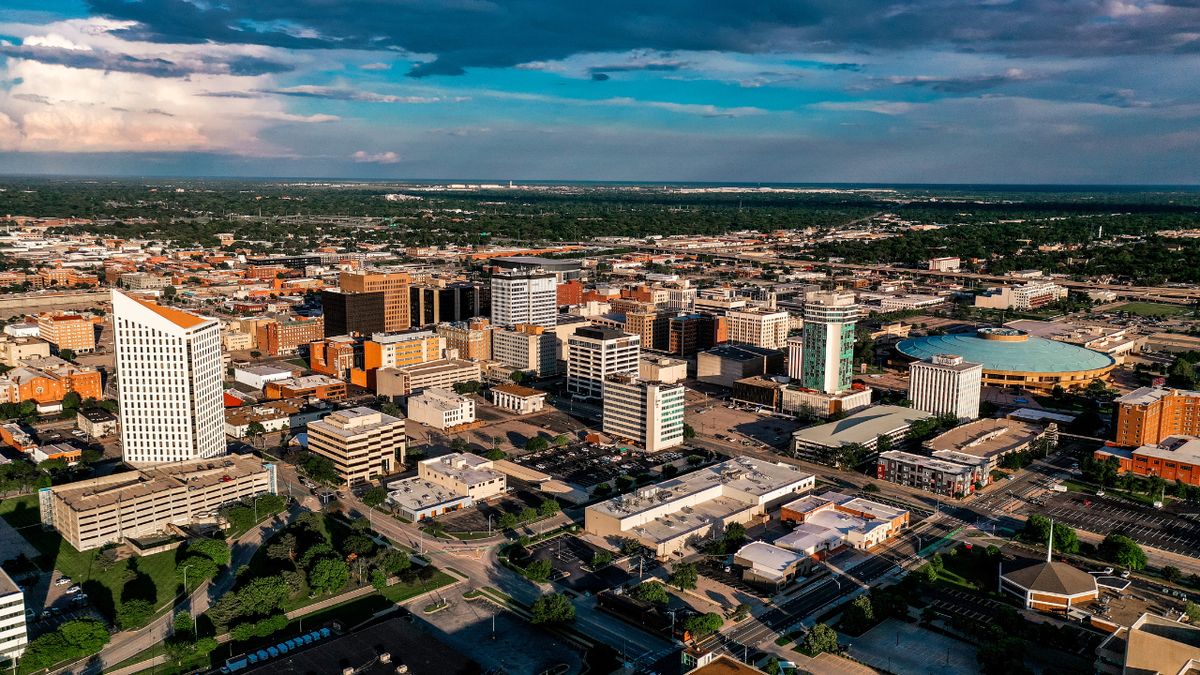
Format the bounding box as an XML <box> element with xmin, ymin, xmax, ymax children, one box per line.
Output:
<box><xmin>735</xmin><ymin>542</ymin><xmax>803</xmax><ymax>581</ymax></box>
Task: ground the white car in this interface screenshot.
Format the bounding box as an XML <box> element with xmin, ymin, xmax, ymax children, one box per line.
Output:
<box><xmin>55</xmin><ymin>577</ymin><xmax>72</xmax><ymax>586</ymax></box>
<box><xmin>65</xmin><ymin>586</ymin><xmax>82</xmax><ymax>594</ymax></box>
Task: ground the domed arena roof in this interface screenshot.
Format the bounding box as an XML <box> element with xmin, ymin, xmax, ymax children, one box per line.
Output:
<box><xmin>896</xmin><ymin>330</ymin><xmax>1116</xmax><ymax>374</ymax></box>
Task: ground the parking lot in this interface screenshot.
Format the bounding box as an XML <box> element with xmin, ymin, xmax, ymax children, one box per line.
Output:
<box><xmin>510</xmin><ymin>443</ymin><xmax>685</xmax><ymax>490</ymax></box>
<box><xmin>433</xmin><ymin>477</ymin><xmax>558</xmax><ymax>532</ymax></box>
<box><xmin>524</xmin><ymin>535</ymin><xmax>638</xmax><ymax>595</ymax></box>
<box><xmin>683</xmin><ymin>389</ymin><xmax>802</xmax><ymax>450</ymax></box>
<box><xmin>25</xmin><ymin>570</ymin><xmax>106</xmax><ymax>638</ymax></box>
<box><xmin>1030</xmin><ymin>491</ymin><xmax>1200</xmax><ymax>559</ymax></box>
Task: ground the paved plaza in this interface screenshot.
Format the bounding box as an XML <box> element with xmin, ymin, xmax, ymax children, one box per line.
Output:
<box><xmin>845</xmin><ymin>618</ymin><xmax>976</xmax><ymax>675</ymax></box>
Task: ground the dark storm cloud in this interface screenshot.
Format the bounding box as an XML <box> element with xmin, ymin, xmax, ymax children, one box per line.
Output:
<box><xmin>0</xmin><ymin>44</ymin><xmax>294</xmax><ymax>78</ymax></box>
<box><xmin>83</xmin><ymin>0</ymin><xmax>1200</xmax><ymax>77</ymax></box>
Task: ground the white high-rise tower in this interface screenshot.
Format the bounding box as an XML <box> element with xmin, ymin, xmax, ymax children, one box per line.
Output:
<box><xmin>490</xmin><ymin>270</ymin><xmax>557</xmax><ymax>328</ymax></box>
<box><xmin>113</xmin><ymin>290</ymin><xmax>225</xmax><ymax>464</ymax></box>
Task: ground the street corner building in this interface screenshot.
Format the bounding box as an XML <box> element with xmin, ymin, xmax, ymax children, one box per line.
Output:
<box><xmin>39</xmin><ymin>455</ymin><xmax>277</xmax><ymax>551</ymax></box>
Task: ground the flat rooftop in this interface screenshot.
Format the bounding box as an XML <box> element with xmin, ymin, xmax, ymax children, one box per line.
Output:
<box><xmin>1117</xmin><ymin>386</ymin><xmax>1200</xmax><ymax>407</ymax></box>
<box><xmin>632</xmin><ymin>495</ymin><xmax>749</xmax><ymax>544</ymax></box>
<box><xmin>879</xmin><ymin>450</ymin><xmax>975</xmax><ymax>474</ymax></box>
<box><xmin>421</xmin><ymin>453</ymin><xmax>502</xmax><ymax>486</ymax></box>
<box><xmin>393</xmin><ymin>358</ymin><xmax>477</xmax><ymax>375</ymax></box>
<box><xmin>0</xmin><ymin>565</ymin><xmax>19</xmax><ymax>597</ymax></box>
<box><xmin>925</xmin><ymin>418</ymin><xmax>1043</xmax><ymax>459</ymax></box>
<box><xmin>490</xmin><ymin>383</ymin><xmax>545</xmax><ymax>398</ymax></box>
<box><xmin>387</xmin><ymin>477</ymin><xmax>470</xmax><ymax>512</ymax></box>
<box><xmin>792</xmin><ymin>405</ymin><xmax>932</xmax><ymax>448</ymax></box>
<box><xmin>589</xmin><ymin>457</ymin><xmax>812</xmax><ymax>520</ymax></box>
<box><xmin>51</xmin><ymin>455</ymin><xmax>269</xmax><ymax>511</ymax></box>
<box><xmin>1134</xmin><ymin>435</ymin><xmax>1200</xmax><ymax>466</ymax></box>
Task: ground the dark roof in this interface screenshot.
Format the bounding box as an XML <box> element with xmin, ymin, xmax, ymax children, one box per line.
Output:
<box><xmin>79</xmin><ymin>408</ymin><xmax>117</xmax><ymax>423</ymax></box>
<box><xmin>1002</xmin><ymin>561</ymin><xmax>1097</xmax><ymax>596</ymax></box>
<box><xmin>242</xmin><ymin>617</ymin><xmax>479</xmax><ymax>675</ymax></box>
<box><xmin>702</xmin><ymin>344</ymin><xmax>781</xmax><ymax>361</ymax></box>
<box><xmin>575</xmin><ymin>326</ymin><xmax>631</xmax><ymax>340</ymax></box>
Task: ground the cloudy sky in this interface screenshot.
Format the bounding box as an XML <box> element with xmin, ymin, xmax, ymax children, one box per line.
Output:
<box><xmin>0</xmin><ymin>0</ymin><xmax>1198</xmax><ymax>183</ymax></box>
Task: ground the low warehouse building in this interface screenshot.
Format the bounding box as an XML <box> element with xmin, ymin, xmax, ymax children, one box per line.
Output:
<box><xmin>584</xmin><ymin>457</ymin><xmax>814</xmax><ymax>558</ymax></box>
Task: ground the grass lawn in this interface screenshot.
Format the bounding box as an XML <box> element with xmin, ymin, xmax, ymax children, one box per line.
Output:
<box><xmin>1113</xmin><ymin>302</ymin><xmax>1188</xmax><ymax>317</ymax></box>
<box><xmin>0</xmin><ymin>494</ymin><xmax>42</xmax><ymax>528</ymax></box>
<box><xmin>378</xmin><ymin>570</ymin><xmax>456</xmax><ymax>603</ymax></box>
<box><xmin>5</xmin><ymin>506</ymin><xmax>183</xmax><ymax>624</ymax></box>
<box><xmin>243</xmin><ymin>513</ymin><xmax>363</xmax><ymax>614</ymax></box>
<box><xmin>1059</xmin><ymin>480</ymin><xmax>1093</xmax><ymax>493</ymax></box>
<box><xmin>284</xmin><ymin>358</ymin><xmax>309</xmax><ymax>369</ymax></box>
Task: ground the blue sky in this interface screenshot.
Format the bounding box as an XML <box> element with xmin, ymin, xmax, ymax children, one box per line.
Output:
<box><xmin>0</xmin><ymin>0</ymin><xmax>1197</xmax><ymax>182</ymax></box>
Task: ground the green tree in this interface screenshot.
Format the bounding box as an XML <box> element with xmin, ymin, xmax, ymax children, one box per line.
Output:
<box><xmin>59</xmin><ymin>349</ymin><xmax>77</xmax><ymax>361</ymax></box>
<box><xmin>539</xmin><ymin>499</ymin><xmax>560</xmax><ymax>516</ymax></box>
<box><xmin>163</xmin><ymin>285</ymin><xmax>177</xmax><ymax>299</ymax></box>
<box><xmin>682</xmin><ymin>613</ymin><xmax>723</xmax><ymax>642</ymax></box>
<box><xmin>450</xmin><ymin>437</ymin><xmax>470</xmax><ymax>453</ymax></box>
<box><xmin>1100</xmin><ymin>534</ymin><xmax>1147</xmax><ymax>570</ymax></box>
<box><xmin>237</xmin><ymin>576</ymin><xmax>292</xmax><ymax>615</ymax></box>
<box><xmin>1020</xmin><ymin>515</ymin><xmax>1079</xmax><ymax>553</ymax></box>
<box><xmin>267</xmin><ymin>533</ymin><xmax>299</xmax><ymax>561</ymax></box>
<box><xmin>451</xmin><ymin>380</ymin><xmax>482</xmax><ymax>395</ymax></box>
<box><xmin>372</xmin><ymin>570</ymin><xmax>388</xmax><ymax>589</ymax></box>
<box><xmin>631</xmin><ymin>581</ymin><xmax>669</xmax><ymax>604</ymax></box>
<box><xmin>1185</xmin><ymin>600</ymin><xmax>1200</xmax><ymax>623</ymax></box>
<box><xmin>530</xmin><ymin>593</ymin><xmax>575</xmax><ymax>624</ymax></box>
<box><xmin>176</xmin><ymin>556</ymin><xmax>219</xmax><ymax>584</ymax></box>
<box><xmin>309</xmin><ymin>558</ymin><xmax>350</xmax><ymax>594</ymax></box>
<box><xmin>525</xmin><ymin>436</ymin><xmax>549</xmax><ymax>452</ymax></box>
<box><xmin>498</xmin><ymin>513</ymin><xmax>518</xmax><ymax>530</ymax></box>
<box><xmin>840</xmin><ymin>595</ymin><xmax>876</xmax><ymax>635</ymax></box>
<box><xmin>510</xmin><ymin>370</ymin><xmax>526</xmax><ymax>384</ymax></box>
<box><xmin>189</xmin><ymin>538</ymin><xmax>232</xmax><ymax>566</ymax></box>
<box><xmin>616</xmin><ymin>474</ymin><xmax>634</xmax><ymax>490</ymax></box>
<box><xmin>519</xmin><ymin>507</ymin><xmax>539</xmax><ymax>522</ymax></box>
<box><xmin>246</xmin><ymin>420</ymin><xmax>267</xmax><ymax>446</ymax></box>
<box><xmin>362</xmin><ymin>486</ymin><xmax>388</xmax><ymax>508</ymax></box>
<box><xmin>669</xmin><ymin>563</ymin><xmax>699</xmax><ymax>590</ymax></box>
<box><xmin>484</xmin><ymin>448</ymin><xmax>506</xmax><ymax>460</ymax></box>
<box><xmin>343</xmin><ymin>534</ymin><xmax>376</xmax><ymax>557</ymax></box>
<box><xmin>592</xmin><ymin>482</ymin><xmax>612</xmax><ymax>497</ymax></box>
<box><xmin>687</xmin><ymin>454</ymin><xmax>704</xmax><ymax>466</ymax></box>
<box><xmin>553</xmin><ymin>434</ymin><xmax>569</xmax><ymax>446</ymax></box>
<box><xmin>875</xmin><ymin>434</ymin><xmax>892</xmax><ymax>454</ymax></box>
<box><xmin>682</xmin><ymin>424</ymin><xmax>696</xmax><ymax>439</ymax></box>
<box><xmin>526</xmin><ymin>559</ymin><xmax>552</xmax><ymax>582</ymax></box>
<box><xmin>205</xmin><ymin>594</ymin><xmax>243</xmax><ymax>630</ymax></box>
<box><xmin>591</xmin><ymin>551</ymin><xmax>612</xmax><ymax>568</ymax></box>
<box><xmin>174</xmin><ymin>610</ymin><xmax>194</xmax><ymax>636</ymax></box>
<box><xmin>116</xmin><ymin>599</ymin><xmax>154</xmax><ymax>630</ymax></box>
<box><xmin>802</xmin><ymin>623</ymin><xmax>839</xmax><ymax>655</ymax></box>
<box><xmin>1164</xmin><ymin>566</ymin><xmax>1183</xmax><ymax>584</ymax></box>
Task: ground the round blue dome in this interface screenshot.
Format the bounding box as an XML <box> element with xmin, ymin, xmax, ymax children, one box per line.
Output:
<box><xmin>896</xmin><ymin>332</ymin><xmax>1116</xmax><ymax>374</ymax></box>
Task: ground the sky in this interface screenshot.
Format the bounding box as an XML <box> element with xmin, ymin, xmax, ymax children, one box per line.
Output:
<box><xmin>0</xmin><ymin>0</ymin><xmax>1198</xmax><ymax>183</ymax></box>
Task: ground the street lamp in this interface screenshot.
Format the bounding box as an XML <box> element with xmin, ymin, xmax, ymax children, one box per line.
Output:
<box><xmin>253</xmin><ymin>495</ymin><xmax>264</xmax><ymax>524</ymax></box>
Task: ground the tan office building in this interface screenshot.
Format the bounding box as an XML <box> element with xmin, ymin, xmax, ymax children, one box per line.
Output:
<box><xmin>307</xmin><ymin>407</ymin><xmax>405</xmax><ymax>486</ymax></box>
<box><xmin>40</xmin><ymin>455</ymin><xmax>276</xmax><ymax>552</ymax></box>
<box><xmin>418</xmin><ymin>453</ymin><xmax>506</xmax><ymax>501</ymax></box>
<box><xmin>340</xmin><ymin>270</ymin><xmax>412</xmax><ymax>331</ymax></box>
<box><xmin>376</xmin><ymin>358</ymin><xmax>481</xmax><ymax>397</ymax></box>
<box><xmin>36</xmin><ymin>313</ymin><xmax>96</xmax><ymax>354</ymax></box>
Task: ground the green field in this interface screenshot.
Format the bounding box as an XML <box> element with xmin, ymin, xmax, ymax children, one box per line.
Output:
<box><xmin>1113</xmin><ymin>302</ymin><xmax>1189</xmax><ymax>317</ymax></box>
<box><xmin>1</xmin><ymin>495</ymin><xmax>184</xmax><ymax>625</ymax></box>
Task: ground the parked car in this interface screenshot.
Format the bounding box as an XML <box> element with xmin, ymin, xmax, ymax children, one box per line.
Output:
<box><xmin>66</xmin><ymin>586</ymin><xmax>82</xmax><ymax>594</ymax></box>
<box><xmin>55</xmin><ymin>577</ymin><xmax>72</xmax><ymax>586</ymax></box>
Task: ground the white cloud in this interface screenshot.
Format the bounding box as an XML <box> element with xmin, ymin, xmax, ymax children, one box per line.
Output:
<box><xmin>360</xmin><ymin>62</ymin><xmax>391</xmax><ymax>70</ymax></box>
<box><xmin>811</xmin><ymin>101</ymin><xmax>922</xmax><ymax>115</ymax></box>
<box><xmin>352</xmin><ymin>150</ymin><xmax>399</xmax><ymax>163</ymax></box>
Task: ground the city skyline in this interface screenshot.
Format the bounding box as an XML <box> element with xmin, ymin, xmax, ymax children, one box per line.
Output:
<box><xmin>0</xmin><ymin>0</ymin><xmax>1196</xmax><ymax>183</ymax></box>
